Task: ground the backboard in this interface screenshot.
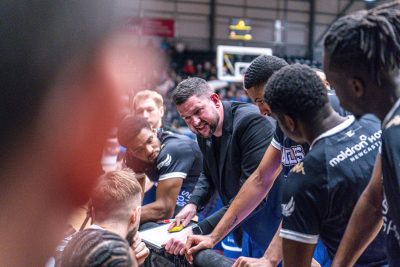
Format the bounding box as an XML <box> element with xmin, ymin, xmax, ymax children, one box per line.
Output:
<box><xmin>217</xmin><ymin>45</ymin><xmax>273</xmax><ymax>82</ymax></box>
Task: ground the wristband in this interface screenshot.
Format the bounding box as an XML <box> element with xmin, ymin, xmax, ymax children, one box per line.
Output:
<box><xmin>192</xmin><ymin>224</ymin><xmax>203</xmax><ymax>235</ymax></box>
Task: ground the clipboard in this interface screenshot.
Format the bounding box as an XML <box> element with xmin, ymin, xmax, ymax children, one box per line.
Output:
<box><xmin>139</xmin><ymin>222</ymin><xmax>194</xmax><ymax>253</ymax></box>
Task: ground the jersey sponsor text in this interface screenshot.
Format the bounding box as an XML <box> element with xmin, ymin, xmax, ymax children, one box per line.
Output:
<box><xmin>329</xmin><ymin>130</ymin><xmax>381</xmax><ymax>167</ymax></box>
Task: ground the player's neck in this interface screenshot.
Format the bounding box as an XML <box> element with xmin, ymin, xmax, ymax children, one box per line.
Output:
<box><xmin>155</xmin><ymin>121</ymin><xmax>162</xmax><ymax>129</ymax></box>
<box><xmin>375</xmin><ymin>87</ymin><xmax>400</xmax><ymax>121</ymax></box>
<box><xmin>369</xmin><ymin>74</ymin><xmax>400</xmax><ymax>121</ymax></box>
<box><xmin>307</xmin><ymin>106</ymin><xmax>346</xmax><ymax>145</ymax></box>
<box><xmin>94</xmin><ymin>220</ymin><xmax>128</xmax><ymax>239</ymax></box>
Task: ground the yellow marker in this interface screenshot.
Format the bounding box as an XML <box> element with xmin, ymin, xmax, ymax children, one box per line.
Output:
<box><xmin>168</xmin><ymin>224</ymin><xmax>184</xmax><ymax>233</ymax></box>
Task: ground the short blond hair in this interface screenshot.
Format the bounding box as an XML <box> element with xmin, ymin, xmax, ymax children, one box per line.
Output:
<box><xmin>91</xmin><ymin>170</ymin><xmax>142</xmax><ymax>218</ymax></box>
<box><xmin>131</xmin><ymin>90</ymin><xmax>163</xmax><ymax>111</ymax></box>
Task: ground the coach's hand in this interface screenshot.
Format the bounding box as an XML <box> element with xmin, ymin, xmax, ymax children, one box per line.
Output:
<box><xmin>184</xmin><ymin>234</ymin><xmax>216</xmax><ymax>264</ymax></box>
<box><xmin>168</xmin><ymin>203</ymin><xmax>197</xmax><ymax>230</ymax></box>
<box><xmin>163</xmin><ymin>228</ymin><xmax>193</xmax><ymax>255</ymax></box>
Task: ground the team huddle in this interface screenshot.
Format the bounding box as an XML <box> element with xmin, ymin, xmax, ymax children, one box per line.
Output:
<box><xmin>62</xmin><ymin>2</ymin><xmax>400</xmax><ymax>267</ymax></box>
<box><xmin>3</xmin><ymin>1</ymin><xmax>400</xmax><ymax>267</ymax></box>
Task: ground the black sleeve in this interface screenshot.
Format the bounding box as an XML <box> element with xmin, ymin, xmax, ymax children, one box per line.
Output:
<box><xmin>196</xmin><ymin>196</ymin><xmax>263</xmax><ymax>235</ymax></box>
<box><xmin>239</xmin><ymin>114</ymin><xmax>273</xmax><ymax>182</ymax></box>
<box><xmin>196</xmin><ymin>205</ymin><xmax>229</xmax><ymax>235</ymax></box>
<box><xmin>197</xmin><ymin>114</ymin><xmax>273</xmax><ymax>234</ymax></box>
<box><xmin>188</xmin><ymin>160</ymin><xmax>215</xmax><ymax>210</ymax></box>
<box><xmin>280</xmin><ymin>162</ymin><xmax>325</xmax><ymax>245</ymax></box>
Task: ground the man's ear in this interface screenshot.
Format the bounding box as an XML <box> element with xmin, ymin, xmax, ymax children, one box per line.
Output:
<box><xmin>130</xmin><ymin>206</ymin><xmax>141</xmax><ymax>225</ymax></box>
<box><xmin>348</xmin><ymin>77</ymin><xmax>365</xmax><ymax>98</ymax></box>
<box><xmin>282</xmin><ymin>114</ymin><xmax>296</xmax><ymax>133</ymax></box>
<box><xmin>160</xmin><ymin>105</ymin><xmax>165</xmax><ymax>117</ymax></box>
<box><xmin>210</xmin><ymin>93</ymin><xmax>221</xmax><ymax>107</ymax></box>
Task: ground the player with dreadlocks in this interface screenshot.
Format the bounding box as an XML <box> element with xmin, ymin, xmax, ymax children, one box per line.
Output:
<box><xmin>323</xmin><ymin>2</ymin><xmax>400</xmax><ymax>266</ymax></box>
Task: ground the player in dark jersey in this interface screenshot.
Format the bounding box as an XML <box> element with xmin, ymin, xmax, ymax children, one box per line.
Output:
<box><xmin>118</xmin><ymin>116</ymin><xmax>202</xmax><ymax>224</ymax></box>
<box><xmin>264</xmin><ymin>64</ymin><xmax>386</xmax><ymax>267</ymax></box>
<box><xmin>322</xmin><ymin>3</ymin><xmax>400</xmax><ymax>266</ymax></box>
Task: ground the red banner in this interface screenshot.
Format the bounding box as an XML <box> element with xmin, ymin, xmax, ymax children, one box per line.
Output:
<box><xmin>123</xmin><ymin>18</ymin><xmax>175</xmax><ymax>37</ymax></box>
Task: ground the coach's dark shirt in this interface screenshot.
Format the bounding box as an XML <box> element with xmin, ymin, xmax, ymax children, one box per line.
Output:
<box><xmin>190</xmin><ymin>101</ymin><xmax>281</xmax><ymax>248</ymax></box>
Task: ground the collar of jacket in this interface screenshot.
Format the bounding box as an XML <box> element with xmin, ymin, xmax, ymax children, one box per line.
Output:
<box><xmin>221</xmin><ymin>101</ymin><xmax>233</xmax><ymax>135</ymax></box>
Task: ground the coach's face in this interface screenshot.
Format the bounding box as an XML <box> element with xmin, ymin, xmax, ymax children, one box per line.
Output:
<box><xmin>177</xmin><ymin>94</ymin><xmax>220</xmax><ymax>138</ymax></box>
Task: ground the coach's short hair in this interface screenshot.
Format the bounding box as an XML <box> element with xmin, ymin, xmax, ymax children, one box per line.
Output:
<box><xmin>172</xmin><ymin>77</ymin><xmax>213</xmax><ymax>105</ymax></box>
<box><xmin>244</xmin><ymin>55</ymin><xmax>288</xmax><ymax>90</ymax></box>
<box><xmin>91</xmin><ymin>170</ymin><xmax>142</xmax><ymax>220</ymax></box>
<box><xmin>265</xmin><ymin>64</ymin><xmax>328</xmax><ymax>121</ymax></box>
<box><xmin>61</xmin><ymin>229</ymin><xmax>135</xmax><ymax>267</ymax></box>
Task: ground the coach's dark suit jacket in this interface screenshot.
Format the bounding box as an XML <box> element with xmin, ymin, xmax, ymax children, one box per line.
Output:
<box><xmin>189</xmin><ymin>101</ymin><xmax>282</xmax><ymax>248</ymax></box>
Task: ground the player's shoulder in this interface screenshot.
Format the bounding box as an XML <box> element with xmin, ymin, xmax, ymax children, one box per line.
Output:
<box><xmin>284</xmin><ymin>162</ymin><xmax>325</xmax><ymax>206</ymax></box>
<box><xmin>230</xmin><ymin>101</ymin><xmax>261</xmax><ymax>121</ymax></box>
<box><xmin>313</xmin><ymin>116</ymin><xmax>380</xmax><ymax>172</ymax></box>
<box><xmin>314</xmin><ymin>116</ymin><xmax>379</xmax><ymax>148</ymax></box>
<box><xmin>231</xmin><ymin>102</ymin><xmax>273</xmax><ymax>130</ymax></box>
<box><xmin>383</xmin><ymin>109</ymin><xmax>400</xmax><ymax>131</ymax></box>
<box><xmin>286</xmin><ymin>155</ymin><xmax>326</xmax><ymax>192</ymax></box>
<box><xmin>358</xmin><ymin>114</ymin><xmax>381</xmax><ymax>129</ymax></box>
<box><xmin>382</xmin><ymin>117</ymin><xmax>400</xmax><ymax>149</ymax></box>
<box><xmin>158</xmin><ymin>135</ymin><xmax>197</xmax><ymax>165</ymax></box>
<box><xmin>161</xmin><ymin>130</ymin><xmax>195</xmax><ymax>149</ymax></box>
<box><xmin>382</xmin><ymin>99</ymin><xmax>400</xmax><ymax>131</ymax></box>
<box><xmin>382</xmin><ymin>101</ymin><xmax>400</xmax><ymax>145</ymax></box>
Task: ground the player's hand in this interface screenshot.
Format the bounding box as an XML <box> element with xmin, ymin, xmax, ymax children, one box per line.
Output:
<box><xmin>233</xmin><ymin>256</ymin><xmax>277</xmax><ymax>267</ymax></box>
<box><xmin>163</xmin><ymin>228</ymin><xmax>192</xmax><ymax>255</ymax></box>
<box><xmin>168</xmin><ymin>203</ymin><xmax>197</xmax><ymax>230</ymax></box>
<box><xmin>184</xmin><ymin>234</ymin><xmax>216</xmax><ymax>264</ymax></box>
<box><xmin>131</xmin><ymin>232</ymin><xmax>150</xmax><ymax>265</ymax></box>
